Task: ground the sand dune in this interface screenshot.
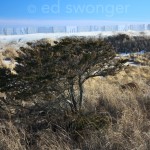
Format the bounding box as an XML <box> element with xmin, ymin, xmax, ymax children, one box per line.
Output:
<box><xmin>0</xmin><ymin>30</ymin><xmax>150</xmax><ymax>46</ymax></box>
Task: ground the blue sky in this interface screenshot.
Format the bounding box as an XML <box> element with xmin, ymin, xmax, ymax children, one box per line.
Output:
<box><xmin>0</xmin><ymin>0</ymin><xmax>150</xmax><ymax>26</ymax></box>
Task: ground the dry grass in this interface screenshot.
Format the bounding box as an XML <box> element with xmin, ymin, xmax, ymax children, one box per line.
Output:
<box><xmin>0</xmin><ymin>47</ymin><xmax>20</xmax><ymax>75</ymax></box>
<box><xmin>36</xmin><ymin>129</ymin><xmax>72</xmax><ymax>150</ymax></box>
<box><xmin>0</xmin><ymin>48</ymin><xmax>150</xmax><ymax>149</ymax></box>
<box><xmin>0</xmin><ymin>121</ymin><xmax>26</xmax><ymax>150</ymax></box>
<box><xmin>83</xmin><ymin>66</ymin><xmax>150</xmax><ymax>150</ymax></box>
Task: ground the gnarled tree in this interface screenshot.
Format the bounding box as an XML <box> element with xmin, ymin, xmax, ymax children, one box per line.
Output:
<box><xmin>0</xmin><ymin>37</ymin><xmax>125</xmax><ymax>113</ymax></box>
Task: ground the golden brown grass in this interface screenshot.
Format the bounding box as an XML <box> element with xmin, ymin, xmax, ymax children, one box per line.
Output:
<box><xmin>0</xmin><ymin>121</ymin><xmax>26</xmax><ymax>150</ymax></box>
<box><xmin>83</xmin><ymin>66</ymin><xmax>150</xmax><ymax>150</ymax></box>
<box><xmin>0</xmin><ymin>47</ymin><xmax>19</xmax><ymax>75</ymax></box>
<box><xmin>0</xmin><ymin>50</ymin><xmax>150</xmax><ymax>149</ymax></box>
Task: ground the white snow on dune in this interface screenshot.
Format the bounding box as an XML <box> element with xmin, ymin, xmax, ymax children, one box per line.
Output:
<box><xmin>0</xmin><ymin>31</ymin><xmax>149</xmax><ymax>72</ymax></box>
<box><xmin>0</xmin><ymin>32</ymin><xmax>101</xmax><ymax>44</ymax></box>
<box><xmin>0</xmin><ymin>31</ymin><xmax>150</xmax><ymax>51</ymax></box>
<box><xmin>0</xmin><ymin>30</ymin><xmax>150</xmax><ymax>44</ymax></box>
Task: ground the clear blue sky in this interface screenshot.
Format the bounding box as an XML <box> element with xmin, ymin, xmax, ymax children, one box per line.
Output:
<box><xmin>0</xmin><ymin>0</ymin><xmax>150</xmax><ymax>26</ymax></box>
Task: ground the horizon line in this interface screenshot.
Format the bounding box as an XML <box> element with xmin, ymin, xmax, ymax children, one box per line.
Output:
<box><xmin>0</xmin><ymin>19</ymin><xmax>149</xmax><ymax>27</ymax></box>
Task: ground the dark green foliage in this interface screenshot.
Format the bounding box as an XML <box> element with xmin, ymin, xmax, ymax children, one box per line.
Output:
<box><xmin>0</xmin><ymin>37</ymin><xmax>138</xmax><ymax>149</ymax></box>
<box><xmin>105</xmin><ymin>34</ymin><xmax>150</xmax><ymax>53</ymax></box>
<box><xmin>67</xmin><ymin>112</ymin><xmax>111</xmax><ymax>132</ymax></box>
<box><xmin>0</xmin><ymin>37</ymin><xmax>122</xmax><ymax>112</ymax></box>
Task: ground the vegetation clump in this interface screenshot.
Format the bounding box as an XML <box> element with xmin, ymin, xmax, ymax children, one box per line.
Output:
<box><xmin>0</xmin><ymin>36</ymin><xmax>149</xmax><ymax>150</ymax></box>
